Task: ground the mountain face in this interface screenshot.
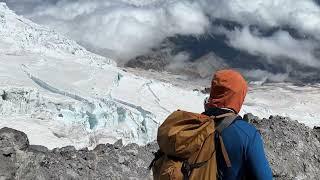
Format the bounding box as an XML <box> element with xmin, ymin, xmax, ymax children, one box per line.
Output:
<box><xmin>0</xmin><ymin>2</ymin><xmax>319</xmax><ymax>179</ymax></box>
<box><xmin>0</xmin><ymin>2</ymin><xmax>320</xmax><ymax>151</ymax></box>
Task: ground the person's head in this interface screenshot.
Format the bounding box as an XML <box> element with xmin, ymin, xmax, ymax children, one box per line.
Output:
<box><xmin>204</xmin><ymin>69</ymin><xmax>248</xmax><ymax>113</ymax></box>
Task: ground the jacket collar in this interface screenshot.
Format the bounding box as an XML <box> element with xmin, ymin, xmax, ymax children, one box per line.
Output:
<box><xmin>202</xmin><ymin>107</ymin><xmax>235</xmax><ymax>117</ymax></box>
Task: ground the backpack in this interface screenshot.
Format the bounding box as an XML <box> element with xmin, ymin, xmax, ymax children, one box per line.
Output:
<box><xmin>149</xmin><ymin>110</ymin><xmax>238</xmax><ymax>180</ymax></box>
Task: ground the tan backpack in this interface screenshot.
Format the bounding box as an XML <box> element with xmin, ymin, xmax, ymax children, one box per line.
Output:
<box><xmin>149</xmin><ymin>110</ymin><xmax>237</xmax><ymax>180</ymax></box>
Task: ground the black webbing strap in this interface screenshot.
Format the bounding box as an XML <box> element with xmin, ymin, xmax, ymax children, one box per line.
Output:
<box><xmin>182</xmin><ymin>161</ymin><xmax>200</xmax><ymax>180</ymax></box>
<box><xmin>181</xmin><ymin>126</ymin><xmax>218</xmax><ymax>180</ymax></box>
<box><xmin>148</xmin><ymin>150</ymin><xmax>164</xmax><ymax>170</ymax></box>
<box><xmin>149</xmin><ymin>150</ymin><xmax>214</xmax><ymax>180</ymax></box>
<box><xmin>181</xmin><ymin>149</ymin><xmax>216</xmax><ymax>180</ymax></box>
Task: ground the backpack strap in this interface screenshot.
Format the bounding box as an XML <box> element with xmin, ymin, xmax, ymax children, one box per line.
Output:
<box><xmin>181</xmin><ymin>143</ymin><xmax>216</xmax><ymax>180</ymax></box>
<box><xmin>215</xmin><ymin>114</ymin><xmax>239</xmax><ymax>134</ymax></box>
<box><xmin>212</xmin><ymin>112</ymin><xmax>235</xmax><ymax>120</ymax></box>
<box><xmin>214</xmin><ymin>114</ymin><xmax>239</xmax><ymax>168</ymax></box>
<box><xmin>181</xmin><ymin>160</ymin><xmax>205</xmax><ymax>180</ymax></box>
<box><xmin>218</xmin><ymin>135</ymin><xmax>232</xmax><ymax>168</ymax></box>
<box><xmin>148</xmin><ymin>150</ymin><xmax>164</xmax><ymax>170</ymax></box>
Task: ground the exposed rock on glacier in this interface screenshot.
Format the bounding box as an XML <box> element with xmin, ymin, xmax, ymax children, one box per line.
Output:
<box><xmin>1</xmin><ymin>115</ymin><xmax>320</xmax><ymax>179</ymax></box>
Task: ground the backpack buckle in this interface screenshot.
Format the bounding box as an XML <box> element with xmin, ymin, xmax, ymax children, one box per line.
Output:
<box><xmin>181</xmin><ymin>161</ymin><xmax>191</xmax><ymax>179</ymax></box>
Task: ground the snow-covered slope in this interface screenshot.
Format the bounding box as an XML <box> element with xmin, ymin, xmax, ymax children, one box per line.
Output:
<box><xmin>0</xmin><ymin>2</ymin><xmax>113</xmax><ymax>65</ymax></box>
<box><xmin>0</xmin><ymin>3</ymin><xmax>319</xmax><ymax>150</ymax></box>
<box><xmin>242</xmin><ymin>83</ymin><xmax>320</xmax><ymax>128</ymax></box>
<box><xmin>0</xmin><ymin>3</ymin><xmax>204</xmax><ymax>149</ymax></box>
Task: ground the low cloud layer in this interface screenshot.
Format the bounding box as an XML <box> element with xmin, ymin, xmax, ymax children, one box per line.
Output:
<box><xmin>243</xmin><ymin>69</ymin><xmax>289</xmax><ymax>83</ymax></box>
<box><xmin>4</xmin><ymin>0</ymin><xmax>320</xmax><ymax>68</ymax></box>
<box><xmin>223</xmin><ymin>27</ymin><xmax>320</xmax><ymax>67</ymax></box>
<box><xmin>202</xmin><ymin>0</ymin><xmax>320</xmax><ymax>40</ymax></box>
<box><xmin>5</xmin><ymin>0</ymin><xmax>210</xmax><ymax>61</ymax></box>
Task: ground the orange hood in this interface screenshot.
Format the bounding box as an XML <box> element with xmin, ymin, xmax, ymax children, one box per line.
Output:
<box><xmin>205</xmin><ymin>69</ymin><xmax>248</xmax><ymax>113</ymax></box>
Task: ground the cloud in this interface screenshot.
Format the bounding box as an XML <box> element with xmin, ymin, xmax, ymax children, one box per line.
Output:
<box><xmin>166</xmin><ymin>51</ymin><xmax>190</xmax><ymax>71</ymax></box>
<box><xmin>5</xmin><ymin>0</ymin><xmax>210</xmax><ymax>62</ymax></box>
<box><xmin>200</xmin><ymin>0</ymin><xmax>320</xmax><ymax>40</ymax></box>
<box><xmin>243</xmin><ymin>69</ymin><xmax>289</xmax><ymax>82</ymax></box>
<box><xmin>4</xmin><ymin>0</ymin><xmax>320</xmax><ymax>69</ymax></box>
<box><xmin>224</xmin><ymin>27</ymin><xmax>320</xmax><ymax>67</ymax></box>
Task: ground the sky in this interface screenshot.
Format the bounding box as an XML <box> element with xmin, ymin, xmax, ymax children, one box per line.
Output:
<box><xmin>4</xmin><ymin>0</ymin><xmax>320</xmax><ymax>69</ymax></box>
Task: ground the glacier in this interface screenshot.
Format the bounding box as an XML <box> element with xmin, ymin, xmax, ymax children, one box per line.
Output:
<box><xmin>0</xmin><ymin>2</ymin><xmax>320</xmax><ymax>150</ymax></box>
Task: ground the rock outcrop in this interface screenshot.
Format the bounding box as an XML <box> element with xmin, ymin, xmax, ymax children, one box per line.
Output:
<box><xmin>0</xmin><ymin>127</ymin><xmax>157</xmax><ymax>180</ymax></box>
<box><xmin>1</xmin><ymin>115</ymin><xmax>320</xmax><ymax>179</ymax></box>
<box><xmin>250</xmin><ymin>115</ymin><xmax>320</xmax><ymax>180</ymax></box>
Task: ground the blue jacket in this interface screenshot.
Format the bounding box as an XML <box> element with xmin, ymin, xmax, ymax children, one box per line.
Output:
<box><xmin>203</xmin><ymin>108</ymin><xmax>273</xmax><ymax>180</ymax></box>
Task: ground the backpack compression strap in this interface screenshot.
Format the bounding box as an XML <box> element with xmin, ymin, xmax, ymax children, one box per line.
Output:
<box><xmin>148</xmin><ymin>150</ymin><xmax>164</xmax><ymax>170</ymax></box>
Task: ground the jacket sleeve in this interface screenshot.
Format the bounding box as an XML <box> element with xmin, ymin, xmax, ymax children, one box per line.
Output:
<box><xmin>246</xmin><ymin>131</ymin><xmax>273</xmax><ymax>179</ymax></box>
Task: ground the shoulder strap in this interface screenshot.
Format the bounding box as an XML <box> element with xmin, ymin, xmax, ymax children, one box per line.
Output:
<box><xmin>218</xmin><ymin>135</ymin><xmax>232</xmax><ymax>167</ymax></box>
<box><xmin>215</xmin><ymin>115</ymin><xmax>239</xmax><ymax>134</ymax></box>
<box><xmin>214</xmin><ymin>114</ymin><xmax>239</xmax><ymax>168</ymax></box>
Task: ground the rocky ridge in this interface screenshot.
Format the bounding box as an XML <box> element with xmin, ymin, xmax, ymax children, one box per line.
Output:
<box><xmin>1</xmin><ymin>115</ymin><xmax>320</xmax><ymax>180</ymax></box>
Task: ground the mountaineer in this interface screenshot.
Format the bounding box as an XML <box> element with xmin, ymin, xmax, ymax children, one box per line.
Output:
<box><xmin>202</xmin><ymin>69</ymin><xmax>272</xmax><ymax>179</ymax></box>
<box><xmin>150</xmin><ymin>69</ymin><xmax>272</xmax><ymax>180</ymax></box>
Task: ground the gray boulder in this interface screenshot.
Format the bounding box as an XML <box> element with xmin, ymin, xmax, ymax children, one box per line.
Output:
<box><xmin>0</xmin><ymin>127</ymin><xmax>157</xmax><ymax>180</ymax></box>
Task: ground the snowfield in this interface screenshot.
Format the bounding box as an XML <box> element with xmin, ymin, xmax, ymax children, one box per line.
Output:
<box><xmin>242</xmin><ymin>83</ymin><xmax>320</xmax><ymax>128</ymax></box>
<box><xmin>0</xmin><ymin>3</ymin><xmax>320</xmax><ymax>149</ymax></box>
